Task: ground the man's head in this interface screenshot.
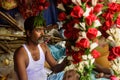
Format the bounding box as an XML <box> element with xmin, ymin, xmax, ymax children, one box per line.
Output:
<box><xmin>63</xmin><ymin>70</ymin><xmax>80</xmax><ymax>80</ymax></box>
<box><xmin>24</xmin><ymin>16</ymin><xmax>46</xmax><ymax>32</ymax></box>
<box><xmin>24</xmin><ymin>16</ymin><xmax>46</xmax><ymax>44</ymax></box>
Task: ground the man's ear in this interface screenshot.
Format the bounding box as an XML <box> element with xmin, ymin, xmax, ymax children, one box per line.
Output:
<box><xmin>26</xmin><ymin>30</ymin><xmax>31</xmax><ymax>37</ymax></box>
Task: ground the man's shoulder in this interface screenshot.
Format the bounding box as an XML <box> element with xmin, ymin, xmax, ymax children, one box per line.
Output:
<box><xmin>14</xmin><ymin>45</ymin><xmax>26</xmax><ymax>57</ymax></box>
<box><xmin>39</xmin><ymin>43</ymin><xmax>50</xmax><ymax>52</ymax></box>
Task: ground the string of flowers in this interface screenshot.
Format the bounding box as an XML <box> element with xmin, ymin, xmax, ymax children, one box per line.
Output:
<box><xmin>56</xmin><ymin>0</ymin><xmax>104</xmax><ymax>80</ymax></box>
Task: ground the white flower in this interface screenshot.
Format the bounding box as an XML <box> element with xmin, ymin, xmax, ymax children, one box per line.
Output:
<box><xmin>82</xmin><ymin>55</ymin><xmax>88</xmax><ymax>60</ymax></box>
<box><xmin>83</xmin><ymin>7</ymin><xmax>92</xmax><ymax>17</ymax></box>
<box><xmin>57</xmin><ymin>3</ymin><xmax>65</xmax><ymax>11</ymax></box>
<box><xmin>79</xmin><ymin>22</ymin><xmax>86</xmax><ymax>30</ymax></box>
<box><xmin>97</xmin><ymin>31</ymin><xmax>102</xmax><ymax>37</ymax></box>
<box><xmin>90</xmin><ymin>42</ymin><xmax>98</xmax><ymax>51</ymax></box>
<box><xmin>93</xmin><ymin>19</ymin><xmax>102</xmax><ymax>28</ymax></box>
<box><xmin>83</xmin><ymin>61</ymin><xmax>89</xmax><ymax>67</ymax></box>
<box><xmin>92</xmin><ymin>0</ymin><xmax>98</xmax><ymax>6</ymax></box>
<box><xmin>109</xmin><ymin>0</ymin><xmax>117</xmax><ymax>2</ymax></box>
<box><xmin>81</xmin><ymin>31</ymin><xmax>87</xmax><ymax>38</ymax></box>
<box><xmin>77</xmin><ymin>62</ymin><xmax>84</xmax><ymax>72</ymax></box>
<box><xmin>106</xmin><ymin>26</ymin><xmax>120</xmax><ymax>46</ymax></box>
<box><xmin>64</xmin><ymin>64</ymin><xmax>75</xmax><ymax>71</ymax></box>
<box><xmin>72</xmin><ymin>0</ymin><xmax>82</xmax><ymax>6</ymax></box>
<box><xmin>67</xmin><ymin>56</ymin><xmax>73</xmax><ymax>61</ymax></box>
<box><xmin>96</xmin><ymin>11</ymin><xmax>102</xmax><ymax>16</ymax></box>
<box><xmin>88</xmin><ymin>54</ymin><xmax>94</xmax><ymax>60</ymax></box>
<box><xmin>111</xmin><ymin>57</ymin><xmax>120</xmax><ymax>76</ymax></box>
<box><xmin>90</xmin><ymin>58</ymin><xmax>95</xmax><ymax>65</ymax></box>
<box><xmin>74</xmin><ymin>23</ymin><xmax>80</xmax><ymax>29</ymax></box>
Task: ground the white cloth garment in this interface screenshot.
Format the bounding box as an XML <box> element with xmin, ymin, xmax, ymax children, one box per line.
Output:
<box><xmin>23</xmin><ymin>44</ymin><xmax>47</xmax><ymax>80</ymax></box>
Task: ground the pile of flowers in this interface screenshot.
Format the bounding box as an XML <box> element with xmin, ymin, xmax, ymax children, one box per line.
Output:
<box><xmin>56</xmin><ymin>0</ymin><xmax>120</xmax><ymax>79</ymax></box>
<box><xmin>18</xmin><ymin>0</ymin><xmax>50</xmax><ymax>19</ymax></box>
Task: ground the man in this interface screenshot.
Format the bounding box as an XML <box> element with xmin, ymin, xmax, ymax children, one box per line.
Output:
<box><xmin>13</xmin><ymin>16</ymin><xmax>68</xmax><ymax>80</ymax></box>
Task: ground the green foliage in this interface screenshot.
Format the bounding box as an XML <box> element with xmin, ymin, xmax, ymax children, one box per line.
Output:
<box><xmin>34</xmin><ymin>12</ymin><xmax>46</xmax><ymax>27</ymax></box>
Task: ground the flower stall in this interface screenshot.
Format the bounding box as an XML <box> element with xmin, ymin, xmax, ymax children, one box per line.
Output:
<box><xmin>0</xmin><ymin>0</ymin><xmax>120</xmax><ymax>80</ymax></box>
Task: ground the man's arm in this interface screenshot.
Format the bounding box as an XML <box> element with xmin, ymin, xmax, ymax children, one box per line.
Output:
<box><xmin>41</xmin><ymin>43</ymin><xmax>68</xmax><ymax>73</ymax></box>
<box><xmin>14</xmin><ymin>47</ymin><xmax>28</xmax><ymax>80</ymax></box>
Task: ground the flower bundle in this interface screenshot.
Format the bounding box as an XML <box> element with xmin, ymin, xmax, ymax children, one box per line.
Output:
<box><xmin>18</xmin><ymin>0</ymin><xmax>50</xmax><ymax>19</ymax></box>
<box><xmin>56</xmin><ymin>0</ymin><xmax>104</xmax><ymax>79</ymax></box>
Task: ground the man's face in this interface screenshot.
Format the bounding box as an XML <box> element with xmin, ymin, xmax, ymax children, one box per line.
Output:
<box><xmin>29</xmin><ymin>27</ymin><xmax>45</xmax><ymax>44</ymax></box>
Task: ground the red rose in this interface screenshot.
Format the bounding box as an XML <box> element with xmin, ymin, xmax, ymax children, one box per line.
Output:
<box><xmin>64</xmin><ymin>28</ymin><xmax>79</xmax><ymax>40</ymax></box>
<box><xmin>93</xmin><ymin>3</ymin><xmax>103</xmax><ymax>13</ymax></box>
<box><xmin>75</xmin><ymin>38</ymin><xmax>90</xmax><ymax>48</ymax></box>
<box><xmin>58</xmin><ymin>12</ymin><xmax>66</xmax><ymax>21</ymax></box>
<box><xmin>72</xmin><ymin>51</ymin><xmax>83</xmax><ymax>63</ymax></box>
<box><xmin>102</xmin><ymin>12</ymin><xmax>113</xmax><ymax>20</ymax></box>
<box><xmin>38</xmin><ymin>5</ymin><xmax>44</xmax><ymax>11</ymax></box>
<box><xmin>108</xmin><ymin>53</ymin><xmax>116</xmax><ymax>61</ymax></box>
<box><xmin>108</xmin><ymin>46</ymin><xmax>120</xmax><ymax>61</ymax></box>
<box><xmin>108</xmin><ymin>2</ymin><xmax>118</xmax><ymax>12</ymax></box>
<box><xmin>116</xmin><ymin>4</ymin><xmax>120</xmax><ymax>11</ymax></box>
<box><xmin>91</xmin><ymin>50</ymin><xmax>100</xmax><ymax>58</ymax></box>
<box><xmin>111</xmin><ymin>46</ymin><xmax>120</xmax><ymax>57</ymax></box>
<box><xmin>85</xmin><ymin>14</ymin><xmax>97</xmax><ymax>26</ymax></box>
<box><xmin>101</xmin><ymin>23</ymin><xmax>112</xmax><ymax>31</ymax></box>
<box><xmin>87</xmin><ymin>28</ymin><xmax>98</xmax><ymax>40</ymax></box>
<box><xmin>70</xmin><ymin>6</ymin><xmax>84</xmax><ymax>18</ymax></box>
<box><xmin>105</xmin><ymin>20</ymin><xmax>113</xmax><ymax>28</ymax></box>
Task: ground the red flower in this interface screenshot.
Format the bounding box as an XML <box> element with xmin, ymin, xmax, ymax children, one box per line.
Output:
<box><xmin>38</xmin><ymin>5</ymin><xmax>44</xmax><ymax>11</ymax></box>
<box><xmin>87</xmin><ymin>28</ymin><xmax>98</xmax><ymax>40</ymax></box>
<box><xmin>75</xmin><ymin>38</ymin><xmax>90</xmax><ymax>48</ymax></box>
<box><xmin>58</xmin><ymin>12</ymin><xmax>67</xmax><ymax>21</ymax></box>
<box><xmin>108</xmin><ymin>46</ymin><xmax>120</xmax><ymax>61</ymax></box>
<box><xmin>64</xmin><ymin>28</ymin><xmax>79</xmax><ymax>40</ymax></box>
<box><xmin>91</xmin><ymin>50</ymin><xmax>100</xmax><ymax>58</ymax></box>
<box><xmin>93</xmin><ymin>3</ymin><xmax>103</xmax><ymax>13</ymax></box>
<box><xmin>102</xmin><ymin>12</ymin><xmax>113</xmax><ymax>20</ymax></box>
<box><xmin>85</xmin><ymin>14</ymin><xmax>97</xmax><ymax>26</ymax></box>
<box><xmin>108</xmin><ymin>53</ymin><xmax>117</xmax><ymax>61</ymax></box>
<box><xmin>111</xmin><ymin>46</ymin><xmax>120</xmax><ymax>56</ymax></box>
<box><xmin>70</xmin><ymin>6</ymin><xmax>84</xmax><ymax>18</ymax></box>
<box><xmin>101</xmin><ymin>22</ymin><xmax>112</xmax><ymax>31</ymax></box>
<box><xmin>108</xmin><ymin>2</ymin><xmax>119</xmax><ymax>12</ymax></box>
<box><xmin>72</xmin><ymin>51</ymin><xmax>83</xmax><ymax>63</ymax></box>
